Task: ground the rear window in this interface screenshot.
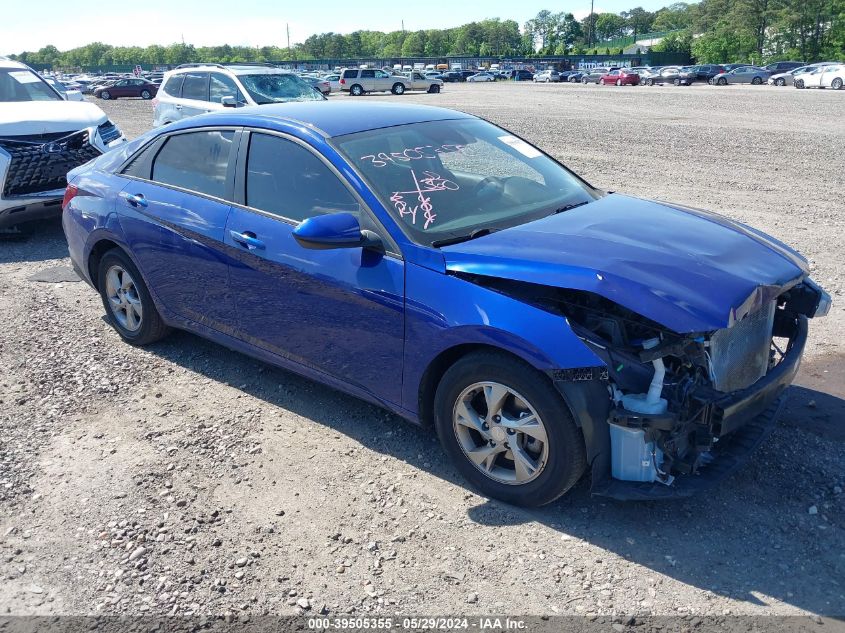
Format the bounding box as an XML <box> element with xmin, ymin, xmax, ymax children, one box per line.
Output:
<box><xmin>181</xmin><ymin>73</ymin><xmax>208</xmax><ymax>101</ymax></box>
<box><xmin>161</xmin><ymin>74</ymin><xmax>184</xmax><ymax>96</ymax></box>
<box><xmin>152</xmin><ymin>130</ymin><xmax>234</xmax><ymax>199</ymax></box>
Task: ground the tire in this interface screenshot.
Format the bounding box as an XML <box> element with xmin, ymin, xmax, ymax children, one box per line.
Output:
<box><xmin>140</xmin><ymin>89</ymin><xmax>151</xmax><ymax>99</ymax></box>
<box><xmin>433</xmin><ymin>351</ymin><xmax>587</xmax><ymax>507</ymax></box>
<box><xmin>391</xmin><ymin>82</ymin><xmax>405</xmax><ymax>95</ymax></box>
<box><xmin>350</xmin><ymin>84</ymin><xmax>364</xmax><ymax>96</ymax></box>
<box><xmin>833</xmin><ymin>78</ymin><xmax>843</xmax><ymax>90</ymax></box>
<box><xmin>428</xmin><ymin>84</ymin><xmax>441</xmax><ymax>93</ymax></box>
<box><xmin>616</xmin><ymin>79</ymin><xmax>622</xmax><ymax>86</ymax></box>
<box><xmin>647</xmin><ymin>78</ymin><xmax>654</xmax><ymax>86</ymax></box>
<box><xmin>717</xmin><ymin>77</ymin><xmax>727</xmax><ymax>86</ymax></box>
<box><xmin>100</xmin><ymin>91</ymin><xmax>111</xmax><ymax>100</ymax></box>
<box><xmin>752</xmin><ymin>77</ymin><xmax>762</xmax><ymax>85</ymax></box>
<box><xmin>775</xmin><ymin>78</ymin><xmax>785</xmax><ymax>86</ymax></box>
<box><xmin>673</xmin><ymin>78</ymin><xmax>680</xmax><ymax>86</ymax></box>
<box><xmin>599</xmin><ymin>78</ymin><xmax>605</xmax><ymax>85</ymax></box>
<box><xmin>795</xmin><ymin>79</ymin><xmax>804</xmax><ymax>89</ymax></box>
<box><xmin>97</xmin><ymin>248</ymin><xmax>170</xmax><ymax>346</ymax></box>
<box><xmin>581</xmin><ymin>77</ymin><xmax>588</xmax><ymax>84</ymax></box>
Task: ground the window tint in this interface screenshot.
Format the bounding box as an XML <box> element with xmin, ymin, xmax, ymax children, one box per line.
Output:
<box><xmin>121</xmin><ymin>142</ymin><xmax>159</xmax><ymax>179</ymax></box>
<box><xmin>181</xmin><ymin>73</ymin><xmax>208</xmax><ymax>101</ymax></box>
<box><xmin>162</xmin><ymin>74</ymin><xmax>184</xmax><ymax>96</ymax></box>
<box><xmin>361</xmin><ymin>70</ymin><xmax>375</xmax><ymax>78</ymax></box>
<box><xmin>245</xmin><ymin>133</ymin><xmax>360</xmax><ymax>223</ymax></box>
<box><xmin>209</xmin><ymin>73</ymin><xmax>242</xmax><ymax>103</ymax></box>
<box><xmin>341</xmin><ymin>69</ymin><xmax>356</xmax><ymax>79</ymax></box>
<box><xmin>152</xmin><ymin>131</ymin><xmax>234</xmax><ymax>199</ymax></box>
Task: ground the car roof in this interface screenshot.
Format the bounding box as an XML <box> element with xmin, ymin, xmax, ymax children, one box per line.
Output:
<box><xmin>168</xmin><ymin>64</ymin><xmax>295</xmax><ymax>76</ymax></box>
<box><xmin>175</xmin><ymin>101</ymin><xmax>476</xmax><ymax>138</ymax></box>
<box><xmin>0</xmin><ymin>59</ymin><xmax>29</xmax><ymax>70</ymax></box>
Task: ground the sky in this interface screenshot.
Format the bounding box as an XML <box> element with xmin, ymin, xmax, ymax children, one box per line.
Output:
<box><xmin>2</xmin><ymin>0</ymin><xmax>672</xmax><ymax>55</ymax></box>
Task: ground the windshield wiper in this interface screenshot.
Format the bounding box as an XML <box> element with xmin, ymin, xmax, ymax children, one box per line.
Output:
<box><xmin>431</xmin><ymin>227</ymin><xmax>498</xmax><ymax>248</ymax></box>
<box><xmin>551</xmin><ymin>200</ymin><xmax>589</xmax><ymax>214</ymax></box>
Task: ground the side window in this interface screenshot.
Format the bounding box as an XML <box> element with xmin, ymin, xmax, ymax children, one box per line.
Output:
<box><xmin>341</xmin><ymin>69</ymin><xmax>356</xmax><ymax>79</ymax></box>
<box><xmin>245</xmin><ymin>133</ymin><xmax>360</xmax><ymax>223</ymax></box>
<box><xmin>121</xmin><ymin>142</ymin><xmax>160</xmax><ymax>179</ymax></box>
<box><xmin>181</xmin><ymin>73</ymin><xmax>208</xmax><ymax>101</ymax></box>
<box><xmin>209</xmin><ymin>73</ymin><xmax>242</xmax><ymax>104</ymax></box>
<box><xmin>361</xmin><ymin>70</ymin><xmax>376</xmax><ymax>79</ymax></box>
<box><xmin>152</xmin><ymin>131</ymin><xmax>234</xmax><ymax>199</ymax></box>
<box><xmin>162</xmin><ymin>74</ymin><xmax>184</xmax><ymax>96</ymax></box>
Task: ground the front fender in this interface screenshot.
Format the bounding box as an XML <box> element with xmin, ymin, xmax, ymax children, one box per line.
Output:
<box><xmin>402</xmin><ymin>262</ymin><xmax>604</xmax><ymax>415</ymax></box>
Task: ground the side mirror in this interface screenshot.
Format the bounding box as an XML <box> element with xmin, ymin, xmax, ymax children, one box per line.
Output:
<box><xmin>292</xmin><ymin>213</ymin><xmax>382</xmax><ymax>251</ymax></box>
<box><xmin>221</xmin><ymin>96</ymin><xmax>237</xmax><ymax>108</ymax></box>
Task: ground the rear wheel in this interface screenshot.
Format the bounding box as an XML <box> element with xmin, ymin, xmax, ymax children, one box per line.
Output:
<box><xmin>833</xmin><ymin>78</ymin><xmax>843</xmax><ymax>90</ymax></box>
<box><xmin>599</xmin><ymin>78</ymin><xmax>605</xmax><ymax>85</ymax></box>
<box><xmin>717</xmin><ymin>77</ymin><xmax>727</xmax><ymax>86</ymax></box>
<box><xmin>775</xmin><ymin>78</ymin><xmax>786</xmax><ymax>86</ymax></box>
<box><xmin>673</xmin><ymin>78</ymin><xmax>681</xmax><ymax>86</ymax></box>
<box><xmin>616</xmin><ymin>79</ymin><xmax>622</xmax><ymax>86</ymax></box>
<box><xmin>140</xmin><ymin>89</ymin><xmax>151</xmax><ymax>99</ymax></box>
<box><xmin>97</xmin><ymin>249</ymin><xmax>169</xmax><ymax>346</ymax></box>
<box><xmin>434</xmin><ymin>351</ymin><xmax>587</xmax><ymax>507</ymax></box>
<box><xmin>349</xmin><ymin>84</ymin><xmax>364</xmax><ymax>96</ymax></box>
<box><xmin>647</xmin><ymin>78</ymin><xmax>654</xmax><ymax>86</ymax></box>
<box><xmin>392</xmin><ymin>83</ymin><xmax>405</xmax><ymax>95</ymax></box>
<box><xmin>752</xmin><ymin>76</ymin><xmax>763</xmax><ymax>85</ymax></box>
<box><xmin>428</xmin><ymin>84</ymin><xmax>441</xmax><ymax>93</ymax></box>
<box><xmin>100</xmin><ymin>90</ymin><xmax>111</xmax><ymax>100</ymax></box>
<box><xmin>581</xmin><ymin>77</ymin><xmax>589</xmax><ymax>84</ymax></box>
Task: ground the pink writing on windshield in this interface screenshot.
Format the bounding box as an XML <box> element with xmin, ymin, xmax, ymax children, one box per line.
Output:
<box><xmin>390</xmin><ymin>170</ymin><xmax>459</xmax><ymax>229</ymax></box>
<box><xmin>360</xmin><ymin>144</ymin><xmax>465</xmax><ymax>168</ymax></box>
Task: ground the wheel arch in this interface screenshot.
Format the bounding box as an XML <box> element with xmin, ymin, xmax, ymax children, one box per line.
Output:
<box><xmin>87</xmin><ymin>237</ymin><xmax>123</xmax><ymax>291</ymax></box>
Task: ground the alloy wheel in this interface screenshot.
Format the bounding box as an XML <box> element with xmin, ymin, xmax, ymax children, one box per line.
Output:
<box><xmin>105</xmin><ymin>265</ymin><xmax>143</xmax><ymax>332</ymax></box>
<box><xmin>452</xmin><ymin>381</ymin><xmax>549</xmax><ymax>485</ymax></box>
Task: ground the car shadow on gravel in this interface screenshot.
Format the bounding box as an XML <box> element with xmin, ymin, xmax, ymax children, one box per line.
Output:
<box><xmin>141</xmin><ymin>329</ymin><xmax>844</xmax><ymax>617</ymax></box>
<box><xmin>0</xmin><ymin>218</ymin><xmax>68</xmax><ymax>263</ymax></box>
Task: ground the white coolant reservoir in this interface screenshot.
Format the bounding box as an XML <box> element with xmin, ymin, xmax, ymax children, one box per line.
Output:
<box><xmin>621</xmin><ymin>337</ymin><xmax>668</xmax><ymax>415</ymax></box>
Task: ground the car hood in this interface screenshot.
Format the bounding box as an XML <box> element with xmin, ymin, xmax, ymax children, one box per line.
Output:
<box><xmin>441</xmin><ymin>194</ymin><xmax>808</xmax><ymax>333</ymax></box>
<box><xmin>0</xmin><ymin>100</ymin><xmax>108</xmax><ymax>136</ymax></box>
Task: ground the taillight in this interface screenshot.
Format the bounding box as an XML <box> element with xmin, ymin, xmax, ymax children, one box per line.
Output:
<box><xmin>340</xmin><ymin>78</ymin><xmax>345</xmax><ymax>85</ymax></box>
<box><xmin>62</xmin><ymin>184</ymin><xmax>79</xmax><ymax>211</ymax></box>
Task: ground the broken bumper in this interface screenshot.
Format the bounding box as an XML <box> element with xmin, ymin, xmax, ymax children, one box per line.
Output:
<box><xmin>592</xmin><ymin>315</ymin><xmax>808</xmax><ymax>500</ymax></box>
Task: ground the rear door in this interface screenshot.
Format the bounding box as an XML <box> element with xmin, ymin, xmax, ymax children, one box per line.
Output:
<box><xmin>178</xmin><ymin>72</ymin><xmax>210</xmax><ymax>118</ymax></box>
<box><xmin>117</xmin><ymin>128</ymin><xmax>240</xmax><ymax>335</ymax></box>
<box><xmin>224</xmin><ymin>131</ymin><xmax>405</xmax><ymax>405</ymax></box>
<box><xmin>359</xmin><ymin>69</ymin><xmax>376</xmax><ymax>91</ymax></box>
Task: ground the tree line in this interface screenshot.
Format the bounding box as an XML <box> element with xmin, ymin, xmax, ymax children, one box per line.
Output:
<box><xmin>9</xmin><ymin>0</ymin><xmax>843</xmax><ymax>68</ymax></box>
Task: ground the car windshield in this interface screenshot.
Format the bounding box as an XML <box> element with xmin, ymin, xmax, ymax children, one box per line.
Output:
<box><xmin>237</xmin><ymin>73</ymin><xmax>323</xmax><ymax>104</ymax></box>
<box><xmin>0</xmin><ymin>68</ymin><xmax>62</xmax><ymax>102</ymax></box>
<box><xmin>333</xmin><ymin>118</ymin><xmax>598</xmax><ymax>247</ymax></box>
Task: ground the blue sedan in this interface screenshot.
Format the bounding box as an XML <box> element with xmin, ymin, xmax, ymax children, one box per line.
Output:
<box><xmin>62</xmin><ymin>102</ymin><xmax>830</xmax><ymax>505</ymax></box>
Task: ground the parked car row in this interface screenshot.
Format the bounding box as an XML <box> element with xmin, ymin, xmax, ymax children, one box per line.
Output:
<box><xmin>529</xmin><ymin>60</ymin><xmax>843</xmax><ymax>90</ymax></box>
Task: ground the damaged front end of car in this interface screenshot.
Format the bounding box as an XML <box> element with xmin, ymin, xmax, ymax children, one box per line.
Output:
<box><xmin>459</xmin><ymin>274</ymin><xmax>831</xmax><ymax>500</ymax></box>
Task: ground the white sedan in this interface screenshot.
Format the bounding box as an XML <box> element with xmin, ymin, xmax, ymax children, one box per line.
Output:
<box><xmin>466</xmin><ymin>72</ymin><xmax>495</xmax><ymax>82</ymax></box>
<box><xmin>794</xmin><ymin>64</ymin><xmax>845</xmax><ymax>89</ymax></box>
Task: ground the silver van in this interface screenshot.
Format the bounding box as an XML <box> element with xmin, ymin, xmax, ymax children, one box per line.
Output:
<box><xmin>153</xmin><ymin>63</ymin><xmax>323</xmax><ymax>127</ymax></box>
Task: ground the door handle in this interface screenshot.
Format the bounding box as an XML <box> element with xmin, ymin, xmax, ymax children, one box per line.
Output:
<box><xmin>175</xmin><ymin>104</ymin><xmax>183</xmax><ymax>110</ymax></box>
<box><xmin>230</xmin><ymin>230</ymin><xmax>265</xmax><ymax>250</ymax></box>
<box><xmin>121</xmin><ymin>192</ymin><xmax>148</xmax><ymax>208</ymax></box>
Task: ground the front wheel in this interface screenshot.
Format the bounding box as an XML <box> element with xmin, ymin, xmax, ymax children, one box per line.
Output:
<box><xmin>717</xmin><ymin>77</ymin><xmax>727</xmax><ymax>86</ymax></box>
<box><xmin>100</xmin><ymin>91</ymin><xmax>111</xmax><ymax>100</ymax></box>
<box><xmin>616</xmin><ymin>79</ymin><xmax>622</xmax><ymax>86</ymax></box>
<box><xmin>775</xmin><ymin>78</ymin><xmax>786</xmax><ymax>86</ymax></box>
<box><xmin>581</xmin><ymin>77</ymin><xmax>589</xmax><ymax>84</ymax></box>
<box><xmin>391</xmin><ymin>82</ymin><xmax>405</xmax><ymax>95</ymax></box>
<box><xmin>599</xmin><ymin>78</ymin><xmax>605</xmax><ymax>85</ymax></box>
<box><xmin>646</xmin><ymin>78</ymin><xmax>654</xmax><ymax>86</ymax></box>
<box><xmin>795</xmin><ymin>79</ymin><xmax>804</xmax><ymax>89</ymax></box>
<box><xmin>140</xmin><ymin>89</ymin><xmax>151</xmax><ymax>99</ymax></box>
<box><xmin>428</xmin><ymin>84</ymin><xmax>441</xmax><ymax>93</ymax></box>
<box><xmin>434</xmin><ymin>352</ymin><xmax>587</xmax><ymax>507</ymax></box>
<box><xmin>832</xmin><ymin>78</ymin><xmax>843</xmax><ymax>90</ymax></box>
<box><xmin>97</xmin><ymin>249</ymin><xmax>170</xmax><ymax>346</ymax></box>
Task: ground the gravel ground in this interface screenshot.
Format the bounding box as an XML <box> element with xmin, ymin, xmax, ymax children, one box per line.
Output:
<box><xmin>0</xmin><ymin>83</ymin><xmax>843</xmax><ymax>620</ymax></box>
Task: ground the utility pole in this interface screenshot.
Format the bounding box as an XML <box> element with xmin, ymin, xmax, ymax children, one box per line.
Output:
<box><xmin>588</xmin><ymin>0</ymin><xmax>595</xmax><ymax>47</ymax></box>
<box><xmin>402</xmin><ymin>19</ymin><xmax>405</xmax><ymax>32</ymax></box>
<box><xmin>286</xmin><ymin>23</ymin><xmax>290</xmax><ymax>54</ymax></box>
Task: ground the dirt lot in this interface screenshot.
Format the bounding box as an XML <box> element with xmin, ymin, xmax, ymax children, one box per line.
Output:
<box><xmin>1</xmin><ymin>82</ymin><xmax>843</xmax><ymax>620</ymax></box>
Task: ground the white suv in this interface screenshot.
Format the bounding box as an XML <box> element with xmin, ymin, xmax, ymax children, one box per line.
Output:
<box><xmin>153</xmin><ymin>63</ymin><xmax>324</xmax><ymax>127</ymax></box>
<box><xmin>0</xmin><ymin>57</ymin><xmax>126</xmax><ymax>230</ymax></box>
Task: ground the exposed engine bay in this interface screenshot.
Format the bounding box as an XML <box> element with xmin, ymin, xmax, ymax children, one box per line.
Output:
<box><xmin>457</xmin><ymin>273</ymin><xmax>829</xmax><ymax>495</ymax></box>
